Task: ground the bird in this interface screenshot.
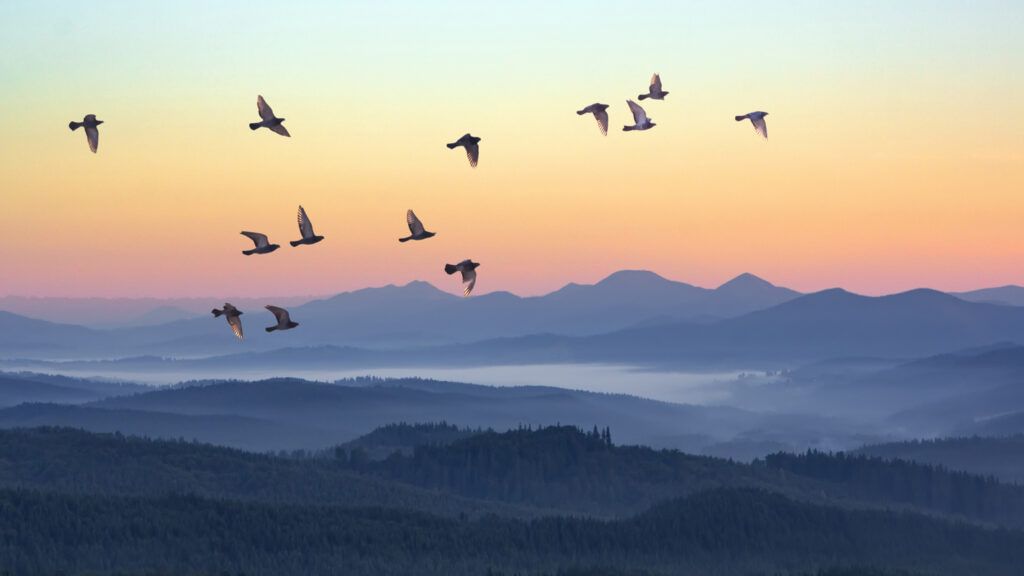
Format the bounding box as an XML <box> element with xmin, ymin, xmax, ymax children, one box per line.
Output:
<box><xmin>249</xmin><ymin>95</ymin><xmax>290</xmax><ymax>137</ymax></box>
<box><xmin>576</xmin><ymin>103</ymin><xmax>609</xmax><ymax>136</ymax></box>
<box><xmin>68</xmin><ymin>114</ymin><xmax>103</xmax><ymax>153</ymax></box>
<box><xmin>735</xmin><ymin>111</ymin><xmax>769</xmax><ymax>139</ymax></box>
<box><xmin>240</xmin><ymin>231</ymin><xmax>280</xmax><ymax>255</ymax></box>
<box><xmin>264</xmin><ymin>305</ymin><xmax>299</xmax><ymax>332</ymax></box>
<box><xmin>399</xmin><ymin>210</ymin><xmax>436</xmax><ymax>242</ymax></box>
<box><xmin>623</xmin><ymin>100</ymin><xmax>655</xmax><ymax>131</ymax></box>
<box><xmin>211</xmin><ymin>303</ymin><xmax>244</xmax><ymax>341</ymax></box>
<box><xmin>444</xmin><ymin>259</ymin><xmax>480</xmax><ymax>296</ymax></box>
<box><xmin>290</xmin><ymin>206</ymin><xmax>324</xmax><ymax>247</ymax></box>
<box><xmin>447</xmin><ymin>134</ymin><xmax>481</xmax><ymax>167</ymax></box>
<box><xmin>638</xmin><ymin>74</ymin><xmax>668</xmax><ymax>101</ymax></box>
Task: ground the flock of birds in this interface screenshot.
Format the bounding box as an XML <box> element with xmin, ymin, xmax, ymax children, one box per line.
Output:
<box><xmin>68</xmin><ymin>73</ymin><xmax>769</xmax><ymax>341</ymax></box>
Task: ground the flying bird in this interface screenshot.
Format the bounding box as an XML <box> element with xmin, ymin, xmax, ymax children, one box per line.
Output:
<box><xmin>638</xmin><ymin>74</ymin><xmax>668</xmax><ymax>101</ymax></box>
<box><xmin>444</xmin><ymin>259</ymin><xmax>480</xmax><ymax>297</ymax></box>
<box><xmin>735</xmin><ymin>111</ymin><xmax>769</xmax><ymax>139</ymax></box>
<box><xmin>211</xmin><ymin>303</ymin><xmax>244</xmax><ymax>341</ymax></box>
<box><xmin>623</xmin><ymin>100</ymin><xmax>655</xmax><ymax>131</ymax></box>
<box><xmin>399</xmin><ymin>210</ymin><xmax>436</xmax><ymax>242</ymax></box>
<box><xmin>68</xmin><ymin>114</ymin><xmax>103</xmax><ymax>153</ymax></box>
<box><xmin>265</xmin><ymin>305</ymin><xmax>299</xmax><ymax>332</ymax></box>
<box><xmin>240</xmin><ymin>231</ymin><xmax>280</xmax><ymax>255</ymax></box>
<box><xmin>447</xmin><ymin>134</ymin><xmax>481</xmax><ymax>167</ymax></box>
<box><xmin>290</xmin><ymin>205</ymin><xmax>325</xmax><ymax>247</ymax></box>
<box><xmin>576</xmin><ymin>103</ymin><xmax>609</xmax><ymax>136</ymax></box>
<box><xmin>249</xmin><ymin>95</ymin><xmax>290</xmax><ymax>137</ymax></box>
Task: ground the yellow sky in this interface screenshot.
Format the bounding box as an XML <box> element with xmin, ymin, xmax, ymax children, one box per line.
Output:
<box><xmin>1</xmin><ymin>1</ymin><xmax>1022</xmax><ymax>298</ymax></box>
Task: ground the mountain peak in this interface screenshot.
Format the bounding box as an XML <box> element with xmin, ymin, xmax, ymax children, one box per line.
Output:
<box><xmin>717</xmin><ymin>273</ymin><xmax>774</xmax><ymax>291</ymax></box>
<box><xmin>596</xmin><ymin>270</ymin><xmax>672</xmax><ymax>286</ymax></box>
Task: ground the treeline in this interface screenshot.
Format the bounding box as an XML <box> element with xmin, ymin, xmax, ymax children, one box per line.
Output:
<box><xmin>335</xmin><ymin>424</ymin><xmax>775</xmax><ymax>515</ymax></box>
<box><xmin>0</xmin><ymin>487</ymin><xmax>1020</xmax><ymax>576</ymax></box>
<box><xmin>855</xmin><ymin>435</ymin><xmax>1024</xmax><ymax>484</ymax></box>
<box><xmin>330</xmin><ymin>421</ymin><xmax>484</xmax><ymax>460</ymax></box>
<box><xmin>0</xmin><ymin>427</ymin><xmax>528</xmax><ymax>518</ymax></box>
<box><xmin>765</xmin><ymin>450</ymin><xmax>1024</xmax><ymax>527</ymax></box>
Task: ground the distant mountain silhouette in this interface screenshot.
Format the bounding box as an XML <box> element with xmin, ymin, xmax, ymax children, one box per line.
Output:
<box><xmin>0</xmin><ymin>271</ymin><xmax>801</xmax><ymax>358</ymax></box>
<box><xmin>0</xmin><ymin>376</ymin><xmax>858</xmax><ymax>455</ymax></box>
<box><xmin>952</xmin><ymin>285</ymin><xmax>1024</xmax><ymax>307</ymax></box>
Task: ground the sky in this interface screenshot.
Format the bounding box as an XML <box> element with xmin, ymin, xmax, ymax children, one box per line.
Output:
<box><xmin>1</xmin><ymin>0</ymin><xmax>1022</xmax><ymax>298</ymax></box>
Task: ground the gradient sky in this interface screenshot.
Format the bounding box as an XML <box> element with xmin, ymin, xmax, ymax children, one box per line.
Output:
<box><xmin>1</xmin><ymin>1</ymin><xmax>1022</xmax><ymax>298</ymax></box>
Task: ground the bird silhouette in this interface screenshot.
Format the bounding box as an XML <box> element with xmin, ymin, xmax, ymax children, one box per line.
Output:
<box><xmin>211</xmin><ymin>303</ymin><xmax>244</xmax><ymax>340</ymax></box>
<box><xmin>576</xmin><ymin>103</ymin><xmax>609</xmax><ymax>136</ymax></box>
<box><xmin>240</xmin><ymin>231</ymin><xmax>280</xmax><ymax>255</ymax></box>
<box><xmin>623</xmin><ymin>100</ymin><xmax>655</xmax><ymax>131</ymax></box>
<box><xmin>68</xmin><ymin>114</ymin><xmax>103</xmax><ymax>153</ymax></box>
<box><xmin>735</xmin><ymin>111</ymin><xmax>769</xmax><ymax>139</ymax></box>
<box><xmin>447</xmin><ymin>134</ymin><xmax>481</xmax><ymax>167</ymax></box>
<box><xmin>638</xmin><ymin>74</ymin><xmax>668</xmax><ymax>101</ymax></box>
<box><xmin>265</xmin><ymin>305</ymin><xmax>299</xmax><ymax>332</ymax></box>
<box><xmin>445</xmin><ymin>259</ymin><xmax>480</xmax><ymax>296</ymax></box>
<box><xmin>249</xmin><ymin>95</ymin><xmax>290</xmax><ymax>137</ymax></box>
<box><xmin>399</xmin><ymin>210</ymin><xmax>436</xmax><ymax>242</ymax></box>
<box><xmin>290</xmin><ymin>206</ymin><xmax>324</xmax><ymax>247</ymax></box>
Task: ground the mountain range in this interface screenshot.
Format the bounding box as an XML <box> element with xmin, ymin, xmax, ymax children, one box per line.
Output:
<box><xmin>5</xmin><ymin>271</ymin><xmax>1024</xmax><ymax>370</ymax></box>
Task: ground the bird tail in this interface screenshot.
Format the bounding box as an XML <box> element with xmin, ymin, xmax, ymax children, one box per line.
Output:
<box><xmin>735</xmin><ymin>115</ymin><xmax>746</xmax><ymax>122</ymax></box>
<box><xmin>69</xmin><ymin>121</ymin><xmax>82</xmax><ymax>131</ymax></box>
<box><xmin>399</xmin><ymin>236</ymin><xmax>412</xmax><ymax>243</ymax></box>
<box><xmin>444</xmin><ymin>264</ymin><xmax>458</xmax><ymax>275</ymax></box>
<box><xmin>446</xmin><ymin>142</ymin><xmax>457</xmax><ymax>149</ymax></box>
<box><xmin>211</xmin><ymin>309</ymin><xmax>223</xmax><ymax>317</ymax></box>
<box><xmin>248</xmin><ymin>122</ymin><xmax>261</xmax><ymax>131</ymax></box>
<box><xmin>265</xmin><ymin>326</ymin><xmax>277</xmax><ymax>333</ymax></box>
<box><xmin>638</xmin><ymin>94</ymin><xmax>648</xmax><ymax>101</ymax></box>
<box><xmin>623</xmin><ymin>126</ymin><xmax>635</xmax><ymax>132</ymax></box>
<box><xmin>242</xmin><ymin>249</ymin><xmax>255</xmax><ymax>256</ymax></box>
<box><xmin>289</xmin><ymin>239</ymin><xmax>303</xmax><ymax>247</ymax></box>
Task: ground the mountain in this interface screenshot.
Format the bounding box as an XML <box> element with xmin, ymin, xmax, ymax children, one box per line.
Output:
<box><xmin>6</xmin><ymin>486</ymin><xmax>1023</xmax><ymax>576</ymax></box>
<box><xmin>0</xmin><ymin>311</ymin><xmax>100</xmax><ymax>356</ymax></box>
<box><xmin>855</xmin><ymin>436</ymin><xmax>1024</xmax><ymax>484</ymax></box>
<box><xmin>0</xmin><ymin>295</ymin><xmax>315</xmax><ymax>328</ymax></box>
<box><xmin>0</xmin><ymin>427</ymin><xmax>531</xmax><ymax>518</ymax></box>
<box><xmin>952</xmin><ymin>285</ymin><xmax>1024</xmax><ymax>307</ymax></box>
<box><xmin>0</xmin><ymin>376</ymin><xmax>866</xmax><ymax>455</ymax></box>
<box><xmin>0</xmin><ymin>271</ymin><xmax>800</xmax><ymax>359</ymax></box>
<box><xmin>460</xmin><ymin>288</ymin><xmax>1024</xmax><ymax>368</ymax></box>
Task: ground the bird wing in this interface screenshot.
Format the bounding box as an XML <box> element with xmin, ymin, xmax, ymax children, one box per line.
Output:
<box><xmin>594</xmin><ymin>108</ymin><xmax>609</xmax><ymax>135</ymax></box>
<box><xmin>297</xmin><ymin>206</ymin><xmax>315</xmax><ymax>238</ymax></box>
<box><xmin>461</xmin><ymin>268</ymin><xmax>477</xmax><ymax>296</ymax></box>
<box><xmin>269</xmin><ymin>123</ymin><xmax>291</xmax><ymax>137</ymax></box>
<box><xmin>650</xmin><ymin>74</ymin><xmax>662</xmax><ymax>93</ymax></box>
<box><xmin>407</xmin><ymin>210</ymin><xmax>425</xmax><ymax>235</ymax></box>
<box><xmin>751</xmin><ymin>116</ymin><xmax>768</xmax><ymax>139</ymax></box>
<box><xmin>85</xmin><ymin>125</ymin><xmax>99</xmax><ymax>153</ymax></box>
<box><xmin>265</xmin><ymin>305</ymin><xmax>290</xmax><ymax>324</ymax></box>
<box><xmin>241</xmin><ymin>231</ymin><xmax>269</xmax><ymax>248</ymax></box>
<box><xmin>627</xmin><ymin>100</ymin><xmax>647</xmax><ymax>124</ymax></box>
<box><xmin>227</xmin><ymin>314</ymin><xmax>244</xmax><ymax>340</ymax></box>
<box><xmin>257</xmin><ymin>95</ymin><xmax>275</xmax><ymax>121</ymax></box>
<box><xmin>465</xmin><ymin>142</ymin><xmax>479</xmax><ymax>167</ymax></box>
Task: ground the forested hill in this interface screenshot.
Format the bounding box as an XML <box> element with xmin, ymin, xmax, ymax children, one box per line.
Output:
<box><xmin>2</xmin><ymin>487</ymin><xmax>1021</xmax><ymax>576</ymax></box>
<box><xmin>0</xmin><ymin>427</ymin><xmax>533</xmax><ymax>518</ymax></box>
<box><xmin>765</xmin><ymin>450</ymin><xmax>1024</xmax><ymax>528</ymax></box>
<box><xmin>854</xmin><ymin>435</ymin><xmax>1024</xmax><ymax>484</ymax></box>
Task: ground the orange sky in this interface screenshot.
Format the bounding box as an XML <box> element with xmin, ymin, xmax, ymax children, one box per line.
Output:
<box><xmin>1</xmin><ymin>1</ymin><xmax>1022</xmax><ymax>298</ymax></box>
